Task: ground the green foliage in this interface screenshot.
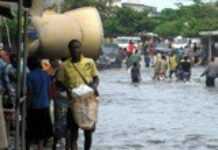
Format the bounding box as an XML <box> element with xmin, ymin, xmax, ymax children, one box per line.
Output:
<box><xmin>62</xmin><ymin>0</ymin><xmax>152</xmax><ymax>36</ymax></box>
<box><xmin>2</xmin><ymin>0</ymin><xmax>218</xmax><ymax>43</ymax></box>
<box><xmin>103</xmin><ymin>7</ymin><xmax>152</xmax><ymax>36</ymax></box>
<box><xmin>155</xmin><ymin>1</ymin><xmax>218</xmax><ymax>37</ymax></box>
<box><xmin>63</xmin><ymin>0</ymin><xmax>98</xmax><ymax>9</ymax></box>
<box><xmin>64</xmin><ymin>0</ymin><xmax>218</xmax><ymax>37</ymax></box>
<box><xmin>0</xmin><ymin>17</ymin><xmax>18</xmax><ymax>49</ymax></box>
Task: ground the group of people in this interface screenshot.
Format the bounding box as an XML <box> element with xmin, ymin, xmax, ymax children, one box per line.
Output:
<box><xmin>0</xmin><ymin>45</ymin><xmax>16</xmax><ymax>150</ymax></box>
<box><xmin>124</xmin><ymin>38</ymin><xmax>218</xmax><ymax>87</ymax></box>
<box><xmin>0</xmin><ymin>39</ymin><xmax>100</xmax><ymax>150</ymax></box>
<box><xmin>151</xmin><ymin>52</ymin><xmax>192</xmax><ymax>81</ymax></box>
<box><xmin>122</xmin><ymin>40</ymin><xmax>193</xmax><ymax>83</ymax></box>
<box><xmin>122</xmin><ymin>39</ymin><xmax>194</xmax><ymax>83</ymax></box>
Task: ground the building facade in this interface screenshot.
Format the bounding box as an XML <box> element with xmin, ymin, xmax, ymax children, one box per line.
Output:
<box><xmin>111</xmin><ymin>0</ymin><xmax>157</xmax><ymax>13</ymax></box>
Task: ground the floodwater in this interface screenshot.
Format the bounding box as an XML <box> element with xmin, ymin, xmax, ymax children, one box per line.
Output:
<box><xmin>88</xmin><ymin>67</ymin><xmax>218</xmax><ymax>150</ymax></box>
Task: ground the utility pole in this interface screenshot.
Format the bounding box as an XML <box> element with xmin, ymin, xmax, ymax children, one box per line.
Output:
<box><xmin>20</xmin><ymin>10</ymin><xmax>28</xmax><ymax>150</ymax></box>
<box><xmin>208</xmin><ymin>36</ymin><xmax>213</xmax><ymax>62</ymax></box>
<box><xmin>15</xmin><ymin>0</ymin><xmax>23</xmax><ymax>149</ymax></box>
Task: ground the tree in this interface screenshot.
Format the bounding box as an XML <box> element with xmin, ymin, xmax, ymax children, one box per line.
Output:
<box><xmin>153</xmin><ymin>0</ymin><xmax>218</xmax><ymax>37</ymax></box>
<box><xmin>62</xmin><ymin>0</ymin><xmax>218</xmax><ymax>37</ymax></box>
<box><xmin>103</xmin><ymin>7</ymin><xmax>154</xmax><ymax>36</ymax></box>
<box><xmin>63</xmin><ymin>0</ymin><xmax>97</xmax><ymax>10</ymax></box>
<box><xmin>192</xmin><ymin>0</ymin><xmax>203</xmax><ymax>5</ymax></box>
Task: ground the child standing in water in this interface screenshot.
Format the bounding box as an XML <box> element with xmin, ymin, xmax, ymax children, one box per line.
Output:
<box><xmin>131</xmin><ymin>62</ymin><xmax>141</xmax><ymax>83</ymax></box>
<box><xmin>159</xmin><ymin>55</ymin><xmax>168</xmax><ymax>80</ymax></box>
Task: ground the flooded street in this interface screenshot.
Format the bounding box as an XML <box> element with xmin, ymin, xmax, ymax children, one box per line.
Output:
<box><xmin>91</xmin><ymin>67</ymin><xmax>218</xmax><ymax>150</ymax></box>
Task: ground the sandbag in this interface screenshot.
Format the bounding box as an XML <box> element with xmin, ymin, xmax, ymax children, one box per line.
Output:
<box><xmin>31</xmin><ymin>10</ymin><xmax>82</xmax><ymax>58</ymax></box>
<box><xmin>30</xmin><ymin>7</ymin><xmax>104</xmax><ymax>59</ymax></box>
<box><xmin>65</xmin><ymin>7</ymin><xmax>104</xmax><ymax>59</ymax></box>
<box><xmin>70</xmin><ymin>85</ymin><xmax>99</xmax><ymax>130</ymax></box>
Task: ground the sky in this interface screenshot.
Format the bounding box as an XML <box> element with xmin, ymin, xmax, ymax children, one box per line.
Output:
<box><xmin>123</xmin><ymin>0</ymin><xmax>215</xmax><ymax>11</ymax></box>
<box><xmin>142</xmin><ymin>0</ymin><xmax>193</xmax><ymax>11</ymax></box>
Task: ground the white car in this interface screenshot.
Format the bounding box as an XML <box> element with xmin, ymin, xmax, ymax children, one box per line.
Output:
<box><xmin>115</xmin><ymin>36</ymin><xmax>142</xmax><ymax>49</ymax></box>
<box><xmin>172</xmin><ymin>37</ymin><xmax>189</xmax><ymax>49</ymax></box>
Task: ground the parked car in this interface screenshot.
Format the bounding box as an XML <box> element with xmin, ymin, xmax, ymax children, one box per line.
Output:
<box><xmin>172</xmin><ymin>36</ymin><xmax>189</xmax><ymax>49</ymax></box>
<box><xmin>155</xmin><ymin>43</ymin><xmax>173</xmax><ymax>54</ymax></box>
<box><xmin>97</xmin><ymin>43</ymin><xmax>123</xmax><ymax>69</ymax></box>
<box><xmin>115</xmin><ymin>36</ymin><xmax>142</xmax><ymax>50</ymax></box>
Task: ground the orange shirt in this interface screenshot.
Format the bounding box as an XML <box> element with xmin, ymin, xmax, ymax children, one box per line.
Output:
<box><xmin>127</xmin><ymin>43</ymin><xmax>136</xmax><ymax>54</ymax></box>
